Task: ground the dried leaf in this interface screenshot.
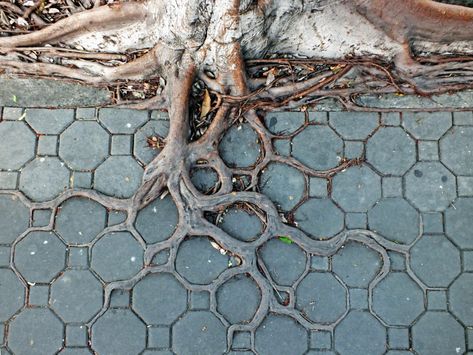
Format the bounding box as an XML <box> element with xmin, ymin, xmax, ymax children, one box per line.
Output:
<box><xmin>200</xmin><ymin>89</ymin><xmax>211</xmax><ymax>119</ymax></box>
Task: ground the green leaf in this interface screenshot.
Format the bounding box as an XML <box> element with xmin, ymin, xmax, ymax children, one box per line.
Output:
<box><xmin>278</xmin><ymin>236</ymin><xmax>293</xmax><ymax>244</ymax></box>
<box><xmin>12</xmin><ymin>95</ymin><xmax>17</xmax><ymax>103</ymax></box>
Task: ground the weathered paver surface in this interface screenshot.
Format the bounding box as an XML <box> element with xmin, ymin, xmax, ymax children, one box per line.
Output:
<box><xmin>0</xmin><ymin>108</ymin><xmax>472</xmax><ymax>354</ymax></box>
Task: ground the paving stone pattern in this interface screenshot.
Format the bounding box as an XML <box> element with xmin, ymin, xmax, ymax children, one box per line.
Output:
<box><xmin>0</xmin><ymin>108</ymin><xmax>473</xmax><ymax>354</ymax></box>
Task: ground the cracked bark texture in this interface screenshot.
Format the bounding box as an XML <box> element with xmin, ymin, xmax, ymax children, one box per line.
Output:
<box><xmin>1</xmin><ymin>0</ymin><xmax>473</xmax><ymax>345</ymax></box>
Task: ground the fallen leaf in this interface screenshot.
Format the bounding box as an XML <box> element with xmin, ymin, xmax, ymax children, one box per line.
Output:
<box><xmin>200</xmin><ymin>89</ymin><xmax>211</xmax><ymax>119</ymax></box>
<box><xmin>278</xmin><ymin>236</ymin><xmax>293</xmax><ymax>244</ymax></box>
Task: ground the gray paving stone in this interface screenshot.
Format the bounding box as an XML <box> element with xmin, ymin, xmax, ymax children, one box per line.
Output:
<box><xmin>372</xmin><ymin>272</ymin><xmax>424</xmax><ymax>326</ymax></box>
<box><xmin>259</xmin><ymin>162</ymin><xmax>305</xmax><ymax>211</ymax></box>
<box><xmin>404</xmin><ymin>162</ymin><xmax>456</xmax><ymax>212</ymax></box>
<box><xmin>133</xmin><ymin>120</ymin><xmax>169</xmax><ymax>165</ymax></box>
<box><xmin>175</xmin><ymin>236</ymin><xmax>228</xmax><ymax>285</ymax></box>
<box><xmin>8</xmin><ymin>308</ymin><xmax>63</xmax><ymax>355</ymax></box>
<box><xmin>412</xmin><ymin>312</ymin><xmax>465</xmax><ymax>355</ymax></box>
<box><xmin>109</xmin><ymin>289</ymin><xmax>130</xmax><ymax>307</ymax></box>
<box><xmin>294</xmin><ymin>198</ymin><xmax>344</xmax><ymax>239</ymax></box>
<box><xmin>55</xmin><ymin>197</ymin><xmax>107</xmax><ymax>245</ymax></box>
<box><xmin>28</xmin><ymin>284</ymin><xmax>49</xmax><ymax>306</ymax></box>
<box><xmin>141</xmin><ymin>351</ymin><xmax>173</xmax><ymax>355</ymax></box>
<box><xmin>453</xmin><ymin>111</ymin><xmax>473</xmax><ymax>125</ymax></box>
<box><xmin>334</xmin><ymin>310</ymin><xmax>386</xmax><ymax>355</ymax></box>
<box><xmin>148</xmin><ymin>326</ymin><xmax>170</xmax><ymax>348</ymax></box>
<box><xmin>464</xmin><ymin>250</ymin><xmax>473</xmax><ymax>271</ymax></box>
<box><xmin>310</xmin><ymin>255</ymin><xmax>329</xmax><ymax>271</ymax></box>
<box><xmin>273</xmin><ymin>139</ymin><xmax>291</xmax><ymax>156</ymax></box>
<box><xmin>65</xmin><ymin>325</ymin><xmax>88</xmax><ymax>347</ymax></box>
<box><xmin>94</xmin><ymin>156</ymin><xmax>143</xmax><ymax>198</ymax></box>
<box><xmin>91</xmin><ymin>231</ymin><xmax>144</xmax><ymax>282</ymax></box>
<box><xmin>173</xmin><ymin>311</ymin><xmax>227</xmax><ymax>355</ymax></box>
<box><xmin>68</xmin><ymin>246</ymin><xmax>88</xmax><ymax>267</ymax></box>
<box><xmin>135</xmin><ymin>195</ymin><xmax>178</xmax><ymax>244</ymax></box>
<box><xmin>219</xmin><ymin>123</ymin><xmax>261</xmax><ymax>168</ymax></box>
<box><xmin>232</xmin><ymin>331</ymin><xmax>251</xmax><ymax>350</ymax></box>
<box><xmin>32</xmin><ymin>208</ymin><xmax>51</xmax><ymax>227</ymax></box>
<box><xmin>368</xmin><ymin>198</ymin><xmax>420</xmax><ymax>244</ymax></box>
<box><xmin>111</xmin><ymin>135</ymin><xmax>132</xmax><ymax>155</ymax></box>
<box><xmin>344</xmin><ymin>140</ymin><xmax>364</xmax><ymax>159</ymax></box>
<box><xmin>402</xmin><ymin>112</ymin><xmax>452</xmax><ymax>140</ymax></box>
<box><xmin>449</xmin><ymin>273</ymin><xmax>473</xmax><ymax>325</ymax></box>
<box><xmin>349</xmin><ymin>288</ymin><xmax>368</xmax><ymax>309</ymax></box>
<box><xmin>91</xmin><ymin>308</ymin><xmax>146</xmax><ymax>355</ymax></box>
<box><xmin>0</xmin><ymin>121</ymin><xmax>36</xmax><ymax>170</ymax></box>
<box><xmin>132</xmin><ymin>273</ymin><xmax>187</xmax><ymax>325</ymax></box>
<box><xmin>445</xmin><ymin>197</ymin><xmax>473</xmax><ymax>248</ymax></box>
<box><xmin>2</xmin><ymin>107</ymin><xmax>23</xmax><ymax>120</ymax></box>
<box><xmin>190</xmin><ymin>167</ymin><xmax>219</xmax><ymax>194</ymax></box>
<box><xmin>410</xmin><ymin>234</ymin><xmax>460</xmax><ymax>287</ymax></box>
<box><xmin>218</xmin><ymin>206</ymin><xmax>263</xmax><ymax>242</ymax></box>
<box><xmin>50</xmin><ymin>269</ymin><xmax>103</xmax><ymax>323</ymax></box>
<box><xmin>0</xmin><ymin>269</ymin><xmax>24</xmax><ymax>321</ymax></box>
<box><xmin>255</xmin><ymin>314</ymin><xmax>308</xmax><ymax>355</ymax></box>
<box><xmin>345</xmin><ymin>212</ymin><xmax>367</xmax><ymax>229</ymax></box>
<box><xmin>14</xmin><ymin>231</ymin><xmax>66</xmax><ymax>283</ymax></box>
<box><xmin>418</xmin><ymin>140</ymin><xmax>439</xmax><ymax>161</ymax></box>
<box><xmin>0</xmin><ymin>194</ymin><xmax>29</xmax><ymax>244</ymax></box>
<box><xmin>71</xmin><ymin>171</ymin><xmax>92</xmax><ymax>189</ymax></box>
<box><xmin>151</xmin><ymin>249</ymin><xmax>170</xmax><ymax>266</ymax></box>
<box><xmin>388</xmin><ymin>328</ymin><xmax>409</xmax><ymax>350</ymax></box>
<box><xmin>0</xmin><ymin>172</ymin><xmax>18</xmax><ymax>189</ymax></box>
<box><xmin>310</xmin><ymin>330</ymin><xmax>331</xmax><ymax>350</ymax></box>
<box><xmin>332</xmin><ymin>241</ymin><xmax>381</xmax><ymax>288</ymax></box>
<box><xmin>384</xmin><ymin>351</ymin><xmax>414</xmax><ymax>355</ymax></box>
<box><xmin>37</xmin><ymin>135</ymin><xmax>58</xmax><ymax>156</ymax></box>
<box><xmin>19</xmin><ymin>157</ymin><xmax>70</xmax><ymax>201</ymax></box>
<box><xmin>190</xmin><ymin>291</ymin><xmax>210</xmax><ymax>310</ymax></box>
<box><xmin>422</xmin><ymin>212</ymin><xmax>444</xmax><ymax>234</ymax></box>
<box><xmin>217</xmin><ymin>274</ymin><xmax>260</xmax><ymax>324</ymax></box>
<box><xmin>458</xmin><ymin>176</ymin><xmax>473</xmax><ymax>196</ymax></box>
<box><xmin>264</xmin><ymin>112</ymin><xmax>305</xmax><ymax>135</ymax></box>
<box><xmin>309</xmin><ymin>177</ymin><xmax>328</xmax><ymax>197</ymax></box>
<box><xmin>76</xmin><ymin>108</ymin><xmax>96</xmax><ymax>120</ymax></box>
<box><xmin>440</xmin><ymin>126</ymin><xmax>473</xmax><ymax>175</ymax></box>
<box><xmin>0</xmin><ymin>246</ymin><xmax>10</xmax><ymax>267</ymax></box>
<box><xmin>427</xmin><ymin>290</ymin><xmax>447</xmax><ymax>310</ymax></box>
<box><xmin>308</xmin><ymin>112</ymin><xmax>328</xmax><ymax>124</ymax></box>
<box><xmin>366</xmin><ymin>127</ymin><xmax>416</xmax><ymax>176</ymax></box>
<box><xmin>329</xmin><ymin>112</ymin><xmax>378</xmax><ymax>140</ymax></box>
<box><xmin>292</xmin><ymin>125</ymin><xmax>342</xmax><ymax>170</ymax></box>
<box><xmin>382</xmin><ymin>177</ymin><xmax>403</xmax><ymax>197</ymax></box>
<box><xmin>108</xmin><ymin>210</ymin><xmax>127</xmax><ymax>226</ymax></box>
<box><xmin>296</xmin><ymin>271</ymin><xmax>347</xmax><ymax>324</ymax></box>
<box><xmin>59</xmin><ymin>121</ymin><xmax>110</xmax><ymax>170</ymax></box>
<box><xmin>58</xmin><ymin>349</ymin><xmax>94</xmax><ymax>355</ymax></box>
<box><xmin>332</xmin><ymin>165</ymin><xmax>381</xmax><ymax>212</ymax></box>
<box><xmin>259</xmin><ymin>238</ymin><xmax>307</xmax><ymax>286</ymax></box>
<box><xmin>25</xmin><ymin>109</ymin><xmax>74</xmax><ymax>134</ymax></box>
<box><xmin>99</xmin><ymin>108</ymin><xmax>148</xmax><ymax>134</ymax></box>
<box><xmin>381</xmin><ymin>112</ymin><xmax>401</xmax><ymax>126</ymax></box>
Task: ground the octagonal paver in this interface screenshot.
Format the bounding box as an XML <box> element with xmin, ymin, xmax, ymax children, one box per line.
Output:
<box><xmin>332</xmin><ymin>165</ymin><xmax>381</xmax><ymax>212</ymax></box>
<box><xmin>259</xmin><ymin>162</ymin><xmax>305</xmax><ymax>211</ymax></box>
<box><xmin>59</xmin><ymin>121</ymin><xmax>109</xmax><ymax>170</ymax></box>
<box><xmin>99</xmin><ymin>108</ymin><xmax>148</xmax><ymax>134</ymax></box>
<box><xmin>0</xmin><ymin>268</ymin><xmax>24</xmax><ymax>322</ymax></box>
<box><xmin>292</xmin><ymin>125</ymin><xmax>343</xmax><ymax>170</ymax></box>
<box><xmin>264</xmin><ymin>111</ymin><xmax>305</xmax><ymax>135</ymax></box>
<box><xmin>175</xmin><ymin>236</ymin><xmax>228</xmax><ymax>285</ymax></box>
<box><xmin>59</xmin><ymin>349</ymin><xmax>93</xmax><ymax>355</ymax></box>
<box><xmin>217</xmin><ymin>274</ymin><xmax>261</xmax><ymax>324</ymax></box>
<box><xmin>372</xmin><ymin>272</ymin><xmax>424</xmax><ymax>326</ymax></box>
<box><xmin>403</xmin><ymin>112</ymin><xmax>452</xmax><ymax>140</ymax></box>
<box><xmin>217</xmin><ymin>206</ymin><xmax>263</xmax><ymax>242</ymax></box>
<box><xmin>132</xmin><ymin>273</ymin><xmax>187</xmax><ymax>325</ymax></box>
<box><xmin>445</xmin><ymin>197</ymin><xmax>473</xmax><ymax>248</ymax></box>
<box><xmin>366</xmin><ymin>127</ymin><xmax>416</xmax><ymax>175</ymax></box>
<box><xmin>329</xmin><ymin>112</ymin><xmax>378</xmax><ymax>140</ymax></box>
<box><xmin>334</xmin><ymin>310</ymin><xmax>386</xmax><ymax>355</ymax></box>
<box><xmin>91</xmin><ymin>231</ymin><xmax>144</xmax><ymax>282</ymax></box>
<box><xmin>404</xmin><ymin>162</ymin><xmax>456</xmax><ymax>212</ymax></box>
<box><xmin>173</xmin><ymin>311</ymin><xmax>227</xmax><ymax>355</ymax></box>
<box><xmin>449</xmin><ymin>273</ymin><xmax>473</xmax><ymax>326</ymax></box>
<box><xmin>332</xmin><ymin>241</ymin><xmax>381</xmax><ymax>288</ymax></box>
<box><xmin>296</xmin><ymin>271</ymin><xmax>347</xmax><ymax>324</ymax></box>
<box><xmin>134</xmin><ymin>120</ymin><xmax>169</xmax><ymax>164</ymax></box>
<box><xmin>15</xmin><ymin>231</ymin><xmax>66</xmax><ymax>283</ymax></box>
<box><xmin>50</xmin><ymin>269</ymin><xmax>103</xmax><ymax>323</ymax></box>
<box><xmin>8</xmin><ymin>308</ymin><xmax>63</xmax><ymax>355</ymax></box>
<box><xmin>55</xmin><ymin>197</ymin><xmax>107</xmax><ymax>245</ymax></box>
<box><xmin>0</xmin><ymin>121</ymin><xmax>35</xmax><ymax>170</ymax></box>
<box><xmin>135</xmin><ymin>194</ymin><xmax>178</xmax><ymax>244</ymax></box>
<box><xmin>25</xmin><ymin>108</ymin><xmax>74</xmax><ymax>134</ymax></box>
<box><xmin>0</xmin><ymin>194</ymin><xmax>29</xmax><ymax>244</ymax></box>
<box><xmin>259</xmin><ymin>238</ymin><xmax>307</xmax><ymax>286</ymax></box>
<box><xmin>368</xmin><ymin>198</ymin><xmax>420</xmax><ymax>244</ymax></box>
<box><xmin>94</xmin><ymin>156</ymin><xmax>143</xmax><ymax>198</ymax></box>
<box><xmin>219</xmin><ymin>123</ymin><xmax>261</xmax><ymax>168</ymax></box>
<box><xmin>410</xmin><ymin>234</ymin><xmax>460</xmax><ymax>287</ymax></box>
<box><xmin>255</xmin><ymin>314</ymin><xmax>308</xmax><ymax>355</ymax></box>
<box><xmin>412</xmin><ymin>312</ymin><xmax>465</xmax><ymax>355</ymax></box>
<box><xmin>294</xmin><ymin>198</ymin><xmax>344</xmax><ymax>239</ymax></box>
<box><xmin>441</xmin><ymin>126</ymin><xmax>473</xmax><ymax>175</ymax></box>
<box><xmin>19</xmin><ymin>157</ymin><xmax>70</xmax><ymax>201</ymax></box>
<box><xmin>92</xmin><ymin>308</ymin><xmax>146</xmax><ymax>355</ymax></box>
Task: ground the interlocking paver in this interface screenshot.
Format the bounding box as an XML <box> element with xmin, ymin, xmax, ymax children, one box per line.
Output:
<box><xmin>329</xmin><ymin>112</ymin><xmax>378</xmax><ymax>140</ymax></box>
<box><xmin>190</xmin><ymin>167</ymin><xmax>219</xmax><ymax>193</ymax></box>
<box><xmin>0</xmin><ymin>269</ymin><xmax>24</xmax><ymax>321</ymax></box>
<box><xmin>440</xmin><ymin>126</ymin><xmax>473</xmax><ymax>175</ymax></box>
<box><xmin>219</xmin><ymin>123</ymin><xmax>261</xmax><ymax>168</ymax></box>
<box><xmin>0</xmin><ymin>121</ymin><xmax>35</xmax><ymax>170</ymax></box>
<box><xmin>94</xmin><ymin>156</ymin><xmax>143</xmax><ymax>198</ymax></box>
<box><xmin>218</xmin><ymin>206</ymin><xmax>263</xmax><ymax>242</ymax></box>
<box><xmin>292</xmin><ymin>125</ymin><xmax>343</xmax><ymax>170</ymax></box>
<box><xmin>294</xmin><ymin>198</ymin><xmax>344</xmax><ymax>239</ymax></box>
<box><xmin>445</xmin><ymin>197</ymin><xmax>473</xmax><ymax>248</ymax></box>
<box><xmin>133</xmin><ymin>120</ymin><xmax>169</xmax><ymax>164</ymax></box>
<box><xmin>264</xmin><ymin>112</ymin><xmax>305</xmax><ymax>134</ymax></box>
<box><xmin>25</xmin><ymin>108</ymin><xmax>74</xmax><ymax>134</ymax></box>
<box><xmin>99</xmin><ymin>108</ymin><xmax>148</xmax><ymax>134</ymax></box>
<box><xmin>366</xmin><ymin>127</ymin><xmax>416</xmax><ymax>175</ymax></box>
<box><xmin>0</xmin><ymin>195</ymin><xmax>29</xmax><ymax>244</ymax></box>
<box><xmin>449</xmin><ymin>273</ymin><xmax>473</xmax><ymax>326</ymax></box>
<box><xmin>402</xmin><ymin>112</ymin><xmax>452</xmax><ymax>140</ymax></box>
<box><xmin>59</xmin><ymin>121</ymin><xmax>109</xmax><ymax>170</ymax></box>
